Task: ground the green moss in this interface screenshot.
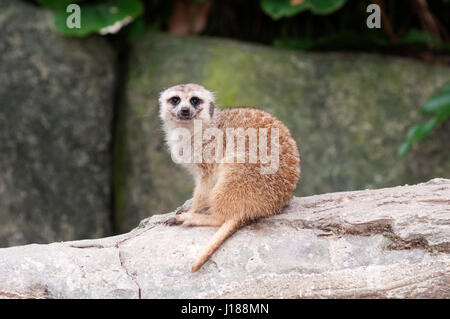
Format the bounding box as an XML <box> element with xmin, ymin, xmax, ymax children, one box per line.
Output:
<box><xmin>203</xmin><ymin>46</ymin><xmax>253</xmax><ymax>107</ymax></box>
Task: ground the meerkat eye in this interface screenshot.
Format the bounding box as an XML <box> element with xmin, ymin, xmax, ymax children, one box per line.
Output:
<box><xmin>190</xmin><ymin>97</ymin><xmax>201</xmax><ymax>108</ymax></box>
<box><xmin>169</xmin><ymin>96</ymin><xmax>180</xmax><ymax>106</ymax></box>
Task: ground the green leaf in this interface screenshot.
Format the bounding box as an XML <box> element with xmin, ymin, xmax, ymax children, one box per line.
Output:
<box><xmin>397</xmin><ymin>141</ymin><xmax>411</xmax><ymax>157</ymax></box>
<box><xmin>261</xmin><ymin>0</ymin><xmax>307</xmax><ymax>19</ymax></box>
<box><xmin>261</xmin><ymin>0</ymin><xmax>347</xmax><ymax>20</ymax></box>
<box><xmin>398</xmin><ymin>29</ymin><xmax>450</xmax><ymax>52</ymax></box>
<box><xmin>308</xmin><ymin>0</ymin><xmax>348</xmax><ymax>14</ymax></box>
<box><xmin>273</xmin><ymin>38</ymin><xmax>316</xmax><ymax>50</ymax></box>
<box><xmin>422</xmin><ymin>94</ymin><xmax>450</xmax><ymax>115</ymax></box>
<box><xmin>421</xmin><ymin>83</ymin><xmax>450</xmax><ymax>115</ymax></box>
<box><xmin>405</xmin><ymin>119</ymin><xmax>437</xmax><ymax>144</ymax></box>
<box><xmin>400</xmin><ymin>28</ymin><xmax>439</xmax><ymax>47</ymax></box>
<box><xmin>52</xmin><ymin>0</ymin><xmax>143</xmax><ymax>37</ymax></box>
<box><xmin>405</xmin><ymin>124</ymin><xmax>422</xmax><ymax>143</ymax></box>
<box><xmin>399</xmin><ymin>83</ymin><xmax>450</xmax><ymax>157</ymax></box>
<box><xmin>402</xmin><ymin>112</ymin><xmax>448</xmax><ymax>149</ymax></box>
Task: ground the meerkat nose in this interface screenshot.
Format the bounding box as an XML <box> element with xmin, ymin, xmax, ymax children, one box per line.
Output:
<box><xmin>180</xmin><ymin>107</ymin><xmax>190</xmax><ymax>116</ymax></box>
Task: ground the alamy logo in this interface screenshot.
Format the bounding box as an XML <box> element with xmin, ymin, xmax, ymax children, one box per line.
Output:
<box><xmin>366</xmin><ymin>4</ymin><xmax>381</xmax><ymax>29</ymax></box>
<box><xmin>66</xmin><ymin>4</ymin><xmax>81</xmax><ymax>29</ymax></box>
<box><xmin>168</xmin><ymin>120</ymin><xmax>280</xmax><ymax>174</ymax></box>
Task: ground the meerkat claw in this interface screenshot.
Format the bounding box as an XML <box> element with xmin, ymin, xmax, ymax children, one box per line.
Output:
<box><xmin>164</xmin><ymin>217</ymin><xmax>183</xmax><ymax>226</ymax></box>
<box><xmin>176</xmin><ymin>206</ymin><xmax>189</xmax><ymax>215</ymax></box>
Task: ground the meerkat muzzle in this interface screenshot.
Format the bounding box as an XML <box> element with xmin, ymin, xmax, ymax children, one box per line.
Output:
<box><xmin>177</xmin><ymin>107</ymin><xmax>193</xmax><ymax>120</ymax></box>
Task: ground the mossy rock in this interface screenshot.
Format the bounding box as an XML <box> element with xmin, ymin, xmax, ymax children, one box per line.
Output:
<box><xmin>0</xmin><ymin>0</ymin><xmax>115</xmax><ymax>246</ymax></box>
<box><xmin>116</xmin><ymin>32</ymin><xmax>450</xmax><ymax>232</ymax></box>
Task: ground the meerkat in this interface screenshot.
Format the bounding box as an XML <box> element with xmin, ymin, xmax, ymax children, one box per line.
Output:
<box><xmin>158</xmin><ymin>83</ymin><xmax>300</xmax><ymax>272</ymax></box>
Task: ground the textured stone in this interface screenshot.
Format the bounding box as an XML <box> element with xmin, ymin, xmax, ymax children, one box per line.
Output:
<box><xmin>115</xmin><ymin>32</ymin><xmax>450</xmax><ymax>232</ymax></box>
<box><xmin>0</xmin><ymin>0</ymin><xmax>115</xmax><ymax>246</ymax></box>
<box><xmin>0</xmin><ymin>179</ymin><xmax>448</xmax><ymax>298</ymax></box>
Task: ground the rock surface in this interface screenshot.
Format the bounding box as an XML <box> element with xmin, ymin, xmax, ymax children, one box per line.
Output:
<box><xmin>0</xmin><ymin>179</ymin><xmax>448</xmax><ymax>298</ymax></box>
<box><xmin>115</xmin><ymin>32</ymin><xmax>450</xmax><ymax>232</ymax></box>
<box><xmin>0</xmin><ymin>0</ymin><xmax>115</xmax><ymax>246</ymax></box>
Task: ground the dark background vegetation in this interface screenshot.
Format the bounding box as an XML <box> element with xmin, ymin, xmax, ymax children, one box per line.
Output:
<box><xmin>145</xmin><ymin>0</ymin><xmax>450</xmax><ymax>60</ymax></box>
<box><xmin>32</xmin><ymin>0</ymin><xmax>450</xmax><ymax>151</ymax></box>
<box><xmin>34</xmin><ymin>0</ymin><xmax>450</xmax><ymax>60</ymax></box>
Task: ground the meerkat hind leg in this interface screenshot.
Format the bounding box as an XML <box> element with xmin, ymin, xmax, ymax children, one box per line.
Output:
<box><xmin>189</xmin><ymin>177</ymin><xmax>215</xmax><ymax>214</ymax></box>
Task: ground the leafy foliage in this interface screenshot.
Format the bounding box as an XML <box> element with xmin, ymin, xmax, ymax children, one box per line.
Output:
<box><xmin>40</xmin><ymin>0</ymin><xmax>142</xmax><ymax>36</ymax></box>
<box><xmin>261</xmin><ymin>0</ymin><xmax>347</xmax><ymax>19</ymax></box>
<box><xmin>398</xmin><ymin>29</ymin><xmax>450</xmax><ymax>52</ymax></box>
<box><xmin>398</xmin><ymin>83</ymin><xmax>450</xmax><ymax>156</ymax></box>
<box><xmin>35</xmin><ymin>0</ymin><xmax>450</xmax><ymax>55</ymax></box>
<box><xmin>274</xmin><ymin>28</ymin><xmax>450</xmax><ymax>53</ymax></box>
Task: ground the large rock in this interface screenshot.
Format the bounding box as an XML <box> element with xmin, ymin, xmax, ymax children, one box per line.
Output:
<box><xmin>115</xmin><ymin>32</ymin><xmax>450</xmax><ymax>232</ymax></box>
<box><xmin>0</xmin><ymin>179</ymin><xmax>448</xmax><ymax>298</ymax></box>
<box><xmin>0</xmin><ymin>0</ymin><xmax>115</xmax><ymax>246</ymax></box>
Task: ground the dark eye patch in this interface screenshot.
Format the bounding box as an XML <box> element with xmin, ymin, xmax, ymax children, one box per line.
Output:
<box><xmin>169</xmin><ymin>96</ymin><xmax>180</xmax><ymax>106</ymax></box>
<box><xmin>190</xmin><ymin>96</ymin><xmax>201</xmax><ymax>108</ymax></box>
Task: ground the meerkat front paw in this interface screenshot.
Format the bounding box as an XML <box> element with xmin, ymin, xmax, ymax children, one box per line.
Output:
<box><xmin>165</xmin><ymin>204</ymin><xmax>193</xmax><ymax>225</ymax></box>
<box><xmin>164</xmin><ymin>217</ymin><xmax>183</xmax><ymax>226</ymax></box>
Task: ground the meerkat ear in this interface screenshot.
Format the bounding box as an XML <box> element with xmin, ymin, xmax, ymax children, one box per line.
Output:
<box><xmin>209</xmin><ymin>102</ymin><xmax>215</xmax><ymax>118</ymax></box>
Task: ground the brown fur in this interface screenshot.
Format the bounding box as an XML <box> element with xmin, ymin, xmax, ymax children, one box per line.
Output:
<box><xmin>159</xmin><ymin>84</ymin><xmax>300</xmax><ymax>272</ymax></box>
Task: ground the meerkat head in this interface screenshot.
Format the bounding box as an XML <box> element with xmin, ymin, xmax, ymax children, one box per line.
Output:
<box><xmin>158</xmin><ymin>83</ymin><xmax>216</xmax><ymax>127</ymax></box>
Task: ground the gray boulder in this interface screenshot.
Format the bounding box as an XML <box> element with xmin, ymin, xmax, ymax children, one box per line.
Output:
<box><xmin>0</xmin><ymin>0</ymin><xmax>115</xmax><ymax>246</ymax></box>
<box><xmin>115</xmin><ymin>32</ymin><xmax>450</xmax><ymax>232</ymax></box>
<box><xmin>0</xmin><ymin>179</ymin><xmax>448</xmax><ymax>298</ymax></box>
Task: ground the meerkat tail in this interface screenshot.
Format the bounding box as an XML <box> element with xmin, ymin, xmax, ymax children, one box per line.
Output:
<box><xmin>191</xmin><ymin>218</ymin><xmax>241</xmax><ymax>272</ymax></box>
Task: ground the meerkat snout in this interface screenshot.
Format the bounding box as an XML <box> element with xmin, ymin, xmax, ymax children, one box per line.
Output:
<box><xmin>179</xmin><ymin>106</ymin><xmax>191</xmax><ymax>119</ymax></box>
<box><xmin>158</xmin><ymin>83</ymin><xmax>300</xmax><ymax>272</ymax></box>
